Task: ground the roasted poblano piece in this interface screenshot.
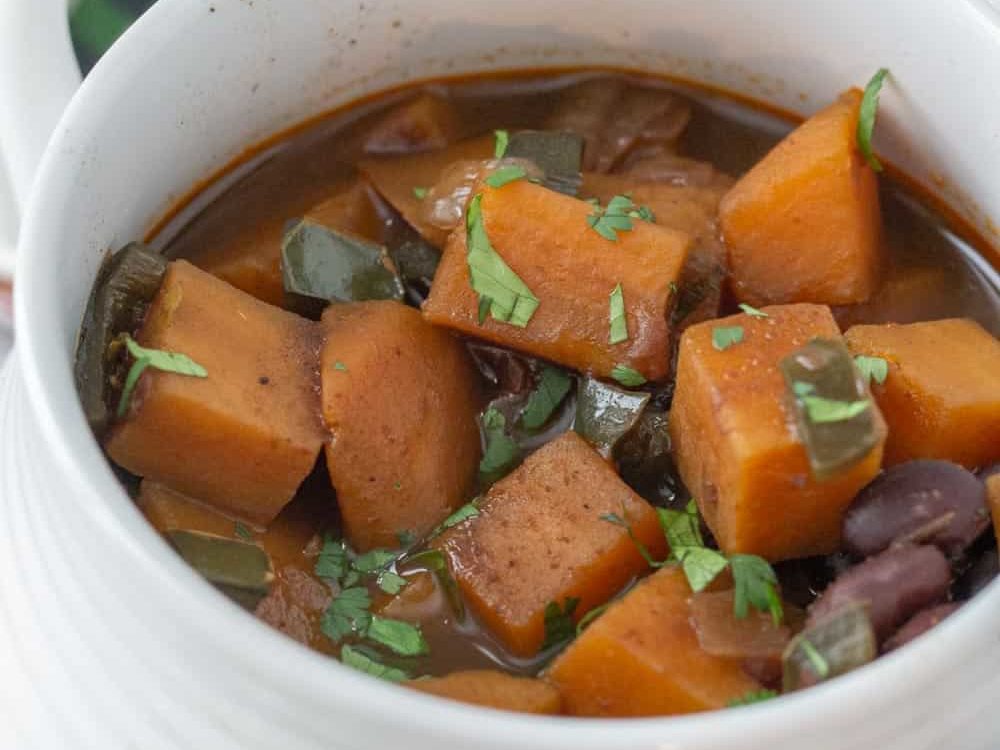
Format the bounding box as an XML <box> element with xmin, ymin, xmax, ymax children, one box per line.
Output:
<box><xmin>281</xmin><ymin>219</ymin><xmax>405</xmax><ymax>304</ymax></box>
<box><xmin>166</xmin><ymin>530</ymin><xmax>275</xmax><ymax>611</ymax></box>
<box><xmin>575</xmin><ymin>376</ymin><xmax>651</xmax><ymax>459</ymax></box>
<box><xmin>504</xmin><ymin>130</ymin><xmax>584</xmax><ymax>196</ymax></box>
<box><xmin>780</xmin><ymin>338</ymin><xmax>886</xmax><ymax>480</ymax></box>
<box><xmin>75</xmin><ymin>243</ymin><xmax>168</xmax><ymax>437</ymax></box>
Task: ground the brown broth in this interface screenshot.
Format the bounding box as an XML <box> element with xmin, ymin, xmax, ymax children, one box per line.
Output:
<box><xmin>143</xmin><ymin>70</ymin><xmax>1000</xmax><ymax>678</ymax></box>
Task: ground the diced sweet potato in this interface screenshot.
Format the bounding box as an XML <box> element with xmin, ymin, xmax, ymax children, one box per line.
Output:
<box><xmin>434</xmin><ymin>431</ymin><xmax>667</xmax><ymax>657</ymax></box>
<box><xmin>320</xmin><ymin>301</ymin><xmax>482</xmax><ymax>551</ymax></box>
<box><xmin>845</xmin><ymin>319</ymin><xmax>1000</xmax><ymax>468</ymax></box>
<box><xmin>582</xmin><ymin>172</ymin><xmax>732</xmax><ymax>330</ymax></box>
<box><xmin>360</xmin><ymin>135</ymin><xmax>494</xmax><ymax>247</ymax></box>
<box><xmin>405</xmin><ymin>670</ymin><xmax>562</xmax><ymax>715</ymax></box>
<box><xmin>720</xmin><ymin>89</ymin><xmax>882</xmax><ymax>306</ymax></box>
<box><xmin>422</xmin><ymin>180</ymin><xmax>691</xmax><ymax>381</ymax></box>
<box><xmin>190</xmin><ymin>177</ymin><xmax>381</xmax><ymax>307</ymax></box>
<box><xmin>106</xmin><ymin>261</ymin><xmax>326</xmax><ymax>524</ymax></box>
<box><xmin>362</xmin><ymin>94</ymin><xmax>462</xmax><ymax>155</ymax></box>
<box><xmin>669</xmin><ymin>304</ymin><xmax>886</xmax><ymax>561</ymax></box>
<box><xmin>547</xmin><ymin>567</ymin><xmax>762</xmax><ymax>716</ymax></box>
<box><xmin>987</xmin><ymin>475</ymin><xmax>1000</xmax><ymax>547</ymax></box>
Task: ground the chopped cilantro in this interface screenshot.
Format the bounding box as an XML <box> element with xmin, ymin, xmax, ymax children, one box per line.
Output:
<box><xmin>340</xmin><ymin>644</ymin><xmax>411</xmax><ymax>682</ymax></box>
<box><xmin>333</xmin><ymin>361</ymin><xmax>348</xmax><ymax>372</ymax></box>
<box><xmin>321</xmin><ymin>586</ymin><xmax>372</xmax><ymax>642</ymax></box>
<box><xmin>314</xmin><ymin>535</ymin><xmax>350</xmax><ymax>582</ymax></box>
<box><xmin>728</xmin><ymin>689</ymin><xmax>779</xmax><ymax>707</ymax></box>
<box><xmin>396</xmin><ymin>530</ymin><xmax>416</xmax><ymax>547</ymax></box>
<box><xmin>610</xmin><ymin>365</ymin><xmax>646</xmax><ymax>387</ymax></box>
<box><xmin>587</xmin><ymin>194</ymin><xmax>637</xmax><ymax>241</ymax></box>
<box><xmin>857</xmin><ymin>68</ymin><xmax>889</xmax><ymax>172</ymax></box>
<box><xmin>412</xmin><ymin>186</ymin><xmax>428</xmax><ymax>200</ymax></box>
<box><xmin>479</xmin><ymin>407</ymin><xmax>521</xmax><ymax>483</ymax></box>
<box><xmin>576</xmin><ymin>603</ymin><xmax>610</xmax><ymax>635</ymax></box>
<box><xmin>484</xmin><ymin>164</ymin><xmax>527</xmax><ymax>189</ymax></box>
<box><xmin>234</xmin><ymin>522</ymin><xmax>253</xmax><ymax>541</ymax></box>
<box><xmin>352</xmin><ymin>549</ymin><xmax>397</xmax><ymax>574</ymax></box>
<box><xmin>466</xmin><ymin>194</ymin><xmax>539</xmax><ymax>327</ymax></box>
<box><xmin>660</xmin><ymin>502</ymin><xmax>728</xmax><ymax>592</ymax></box>
<box><xmin>519</xmin><ymin>366</ymin><xmax>573</xmax><ymax>430</ymax></box>
<box><xmin>493</xmin><ymin>129</ymin><xmax>509</xmax><ymax>159</ymax></box>
<box><xmin>600</xmin><ymin>511</ymin><xmax>667</xmax><ymax>569</ymax></box>
<box><xmin>738</xmin><ymin>303</ymin><xmax>769</xmax><ymax>319</ymax></box>
<box><xmin>609</xmin><ymin>283</ymin><xmax>629</xmax><ymax>344</ymax></box>
<box><xmin>730</xmin><ymin>553</ymin><xmax>784</xmax><ymax>626</ymax></box>
<box><xmin>854</xmin><ymin>355</ymin><xmax>889</xmax><ymax>386</ymax></box>
<box><xmin>437</xmin><ymin>501</ymin><xmax>480</xmax><ymax>533</ymax></box>
<box><xmin>367</xmin><ymin>616</ymin><xmax>429</xmax><ymax>656</ymax></box>
<box><xmin>798</xmin><ymin>390</ymin><xmax>871</xmax><ymax>424</ymax></box>
<box><xmin>712</xmin><ymin>325</ymin><xmax>744</xmax><ymax>351</ymax></box>
<box><xmin>377</xmin><ymin>571</ymin><xmax>408</xmax><ymax>596</ymax></box>
<box><xmin>116</xmin><ymin>334</ymin><xmax>207</xmax><ymax>417</ymax></box>
<box><xmin>541</xmin><ymin>597</ymin><xmax>580</xmax><ymax>651</ymax></box>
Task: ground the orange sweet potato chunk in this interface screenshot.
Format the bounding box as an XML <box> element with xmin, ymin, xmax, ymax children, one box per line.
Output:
<box><xmin>320</xmin><ymin>301</ymin><xmax>482</xmax><ymax>551</ymax></box>
<box><xmin>406</xmin><ymin>671</ymin><xmax>562</xmax><ymax>715</ymax></box>
<box><xmin>845</xmin><ymin>319</ymin><xmax>1000</xmax><ymax>469</ymax></box>
<box><xmin>360</xmin><ymin>135</ymin><xmax>494</xmax><ymax>247</ymax></box>
<box><xmin>547</xmin><ymin>567</ymin><xmax>761</xmax><ymax>716</ymax></box>
<box><xmin>191</xmin><ymin>177</ymin><xmax>381</xmax><ymax>307</ymax></box>
<box><xmin>422</xmin><ymin>180</ymin><xmax>691</xmax><ymax>381</ymax></box>
<box><xmin>669</xmin><ymin>304</ymin><xmax>886</xmax><ymax>561</ymax></box>
<box><xmin>434</xmin><ymin>432</ymin><xmax>667</xmax><ymax>657</ymax></box>
<box><xmin>720</xmin><ymin>89</ymin><xmax>882</xmax><ymax>306</ymax></box>
<box><xmin>105</xmin><ymin>261</ymin><xmax>326</xmax><ymax>524</ymax></box>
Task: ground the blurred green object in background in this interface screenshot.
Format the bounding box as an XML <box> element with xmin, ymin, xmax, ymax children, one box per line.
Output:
<box><xmin>70</xmin><ymin>0</ymin><xmax>156</xmax><ymax>72</ymax></box>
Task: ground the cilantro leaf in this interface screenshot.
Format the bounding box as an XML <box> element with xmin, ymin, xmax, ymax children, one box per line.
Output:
<box><xmin>314</xmin><ymin>535</ymin><xmax>350</xmax><ymax>582</ymax></box>
<box><xmin>576</xmin><ymin>603</ymin><xmax>610</xmax><ymax>635</ymax></box>
<box><xmin>658</xmin><ymin>501</ymin><xmax>705</xmax><ymax>550</ymax></box>
<box><xmin>600</xmin><ymin>511</ymin><xmax>667</xmax><ymax>569</ymax></box>
<box><xmin>493</xmin><ymin>129</ymin><xmax>509</xmax><ymax>159</ymax></box>
<box><xmin>587</xmin><ymin>194</ymin><xmax>637</xmax><ymax>241</ymax></box>
<box><xmin>479</xmin><ymin>407</ymin><xmax>521</xmax><ymax>483</ymax></box>
<box><xmin>738</xmin><ymin>303</ymin><xmax>768</xmax><ymax>319</ymax></box>
<box><xmin>412</xmin><ymin>186</ymin><xmax>428</xmax><ymax>200</ymax></box>
<box><xmin>519</xmin><ymin>366</ymin><xmax>573</xmax><ymax>430</ymax></box>
<box><xmin>466</xmin><ymin>194</ymin><xmax>539</xmax><ymax>327</ymax></box>
<box><xmin>367</xmin><ymin>616</ymin><xmax>429</xmax><ymax>656</ymax></box>
<box><xmin>857</xmin><ymin>68</ymin><xmax>889</xmax><ymax>172</ymax></box>
<box><xmin>610</xmin><ymin>364</ymin><xmax>646</xmax><ymax>387</ymax></box>
<box><xmin>377</xmin><ymin>571</ymin><xmax>408</xmax><ymax>596</ymax></box>
<box><xmin>352</xmin><ymin>549</ymin><xmax>397</xmax><ymax>574</ymax></box>
<box><xmin>677</xmin><ymin>547</ymin><xmax>730</xmax><ymax>592</ymax></box>
<box><xmin>660</xmin><ymin>502</ymin><xmax>728</xmax><ymax>592</ymax></box>
<box><xmin>712</xmin><ymin>326</ymin><xmax>744</xmax><ymax>351</ymax></box>
<box><xmin>727</xmin><ymin>689</ymin><xmax>779</xmax><ymax>708</ymax></box>
<box><xmin>234</xmin><ymin>522</ymin><xmax>253</xmax><ymax>541</ymax></box>
<box><xmin>117</xmin><ymin>334</ymin><xmax>207</xmax><ymax>417</ymax></box>
<box><xmin>321</xmin><ymin>587</ymin><xmax>373</xmax><ymax>642</ymax></box>
<box><xmin>729</xmin><ymin>553</ymin><xmax>783</xmax><ymax>626</ymax></box>
<box><xmin>854</xmin><ymin>355</ymin><xmax>888</xmax><ymax>386</ymax></box>
<box><xmin>541</xmin><ymin>597</ymin><xmax>580</xmax><ymax>651</ymax></box>
<box><xmin>484</xmin><ymin>165</ymin><xmax>527</xmax><ymax>189</ymax></box>
<box><xmin>437</xmin><ymin>501</ymin><xmax>481</xmax><ymax>533</ymax></box>
<box><xmin>609</xmin><ymin>283</ymin><xmax>628</xmax><ymax>344</ymax></box>
<box><xmin>340</xmin><ymin>644</ymin><xmax>411</xmax><ymax>682</ymax></box>
<box><xmin>800</xmin><ymin>393</ymin><xmax>870</xmax><ymax>424</ymax></box>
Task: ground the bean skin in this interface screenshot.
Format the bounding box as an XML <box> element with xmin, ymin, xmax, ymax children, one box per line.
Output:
<box><xmin>808</xmin><ymin>544</ymin><xmax>952</xmax><ymax>642</ymax></box>
<box><xmin>882</xmin><ymin>603</ymin><xmax>961</xmax><ymax>653</ymax></box>
<box><xmin>843</xmin><ymin>460</ymin><xmax>988</xmax><ymax>558</ymax></box>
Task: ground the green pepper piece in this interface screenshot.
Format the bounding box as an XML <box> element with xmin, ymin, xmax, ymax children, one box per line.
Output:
<box><xmin>166</xmin><ymin>530</ymin><xmax>275</xmax><ymax>611</ymax></box>
<box><xmin>281</xmin><ymin>219</ymin><xmax>405</xmax><ymax>304</ymax></box>
<box><xmin>574</xmin><ymin>376</ymin><xmax>651</xmax><ymax>459</ymax></box>
<box><xmin>782</xmin><ymin>602</ymin><xmax>876</xmax><ymax>691</ymax></box>
<box><xmin>504</xmin><ymin>130</ymin><xmax>584</xmax><ymax>196</ymax></box>
<box><xmin>780</xmin><ymin>338</ymin><xmax>885</xmax><ymax>480</ymax></box>
<box><xmin>75</xmin><ymin>243</ymin><xmax>168</xmax><ymax>438</ymax></box>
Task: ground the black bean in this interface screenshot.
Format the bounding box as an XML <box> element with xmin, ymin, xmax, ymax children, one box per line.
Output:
<box><xmin>807</xmin><ymin>544</ymin><xmax>952</xmax><ymax>642</ymax></box>
<box><xmin>953</xmin><ymin>546</ymin><xmax>998</xmax><ymax>600</ymax></box>
<box><xmin>882</xmin><ymin>603</ymin><xmax>960</xmax><ymax>652</ymax></box>
<box><xmin>843</xmin><ymin>460</ymin><xmax>988</xmax><ymax>558</ymax></box>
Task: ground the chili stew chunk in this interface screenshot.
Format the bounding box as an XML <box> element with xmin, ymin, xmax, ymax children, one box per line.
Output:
<box><xmin>76</xmin><ymin>69</ymin><xmax>1000</xmax><ymax>716</ymax></box>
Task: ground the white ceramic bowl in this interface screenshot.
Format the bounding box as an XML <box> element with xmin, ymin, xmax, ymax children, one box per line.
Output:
<box><xmin>2</xmin><ymin>1</ymin><xmax>1000</xmax><ymax>748</ymax></box>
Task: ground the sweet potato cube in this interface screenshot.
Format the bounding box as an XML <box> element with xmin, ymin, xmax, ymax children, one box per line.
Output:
<box><xmin>845</xmin><ymin>319</ymin><xmax>1000</xmax><ymax>468</ymax></box>
<box><xmin>321</xmin><ymin>301</ymin><xmax>481</xmax><ymax>551</ymax></box>
<box><xmin>434</xmin><ymin>431</ymin><xmax>667</xmax><ymax>657</ymax></box>
<box><xmin>190</xmin><ymin>177</ymin><xmax>381</xmax><ymax>307</ymax></box>
<box><xmin>720</xmin><ymin>89</ymin><xmax>882</xmax><ymax>306</ymax></box>
<box><xmin>547</xmin><ymin>567</ymin><xmax>761</xmax><ymax>716</ymax></box>
<box><xmin>669</xmin><ymin>304</ymin><xmax>886</xmax><ymax>561</ymax></box>
<box><xmin>406</xmin><ymin>671</ymin><xmax>562</xmax><ymax>715</ymax></box>
<box><xmin>360</xmin><ymin>135</ymin><xmax>494</xmax><ymax>247</ymax></box>
<box><xmin>422</xmin><ymin>180</ymin><xmax>691</xmax><ymax>381</ymax></box>
<box><xmin>106</xmin><ymin>261</ymin><xmax>326</xmax><ymax>524</ymax></box>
